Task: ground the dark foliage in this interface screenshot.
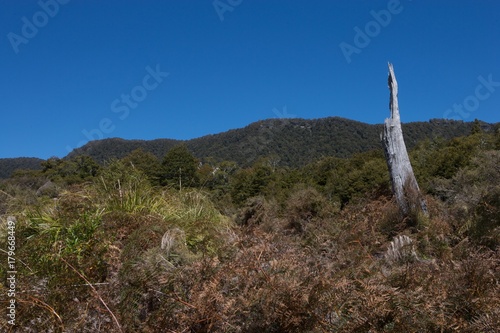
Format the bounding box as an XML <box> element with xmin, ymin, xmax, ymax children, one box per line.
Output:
<box><xmin>0</xmin><ymin>157</ymin><xmax>43</xmax><ymax>178</ymax></box>
<box><xmin>63</xmin><ymin>118</ymin><xmax>486</xmax><ymax>168</ymax></box>
<box><xmin>1</xmin><ymin>122</ymin><xmax>499</xmax><ymax>333</ymax></box>
<box><xmin>161</xmin><ymin>144</ymin><xmax>199</xmax><ymax>188</ymax></box>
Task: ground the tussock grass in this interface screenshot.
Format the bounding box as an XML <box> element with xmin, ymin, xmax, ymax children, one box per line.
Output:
<box><xmin>1</xmin><ymin>138</ymin><xmax>498</xmax><ymax>332</ymax></box>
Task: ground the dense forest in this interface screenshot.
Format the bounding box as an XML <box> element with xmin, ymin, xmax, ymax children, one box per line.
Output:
<box><xmin>0</xmin><ymin>158</ymin><xmax>43</xmax><ymax>179</ymax></box>
<box><xmin>0</xmin><ymin>119</ymin><xmax>499</xmax><ymax>332</ymax></box>
<box><xmin>67</xmin><ymin>118</ymin><xmax>482</xmax><ymax>167</ymax></box>
<box><xmin>0</xmin><ymin>117</ymin><xmax>484</xmax><ymax>180</ymax></box>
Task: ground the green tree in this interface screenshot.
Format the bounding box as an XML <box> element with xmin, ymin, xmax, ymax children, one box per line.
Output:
<box><xmin>71</xmin><ymin>155</ymin><xmax>100</xmax><ymax>179</ymax></box>
<box><xmin>470</xmin><ymin>119</ymin><xmax>482</xmax><ymax>135</ymax></box>
<box><xmin>41</xmin><ymin>155</ymin><xmax>99</xmax><ymax>184</ymax></box>
<box><xmin>41</xmin><ymin>156</ymin><xmax>64</xmax><ymax>173</ymax></box>
<box><xmin>161</xmin><ymin>145</ymin><xmax>199</xmax><ymax>189</ymax></box>
<box><xmin>122</xmin><ymin>148</ymin><xmax>162</xmax><ymax>185</ymax></box>
<box><xmin>229</xmin><ymin>159</ymin><xmax>273</xmax><ymax>205</ymax></box>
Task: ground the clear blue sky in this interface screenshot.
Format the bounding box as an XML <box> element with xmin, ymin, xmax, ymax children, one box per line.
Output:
<box><xmin>1</xmin><ymin>0</ymin><xmax>499</xmax><ymax>159</ymax></box>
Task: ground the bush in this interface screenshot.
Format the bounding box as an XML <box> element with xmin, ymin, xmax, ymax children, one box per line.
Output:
<box><xmin>285</xmin><ymin>185</ymin><xmax>328</xmax><ymax>233</ymax></box>
<box><xmin>236</xmin><ymin>196</ymin><xmax>273</xmax><ymax>226</ymax></box>
<box><xmin>2</xmin><ymin>131</ymin><xmax>499</xmax><ymax>332</ymax></box>
<box><xmin>472</xmin><ymin>186</ymin><xmax>500</xmax><ymax>248</ymax></box>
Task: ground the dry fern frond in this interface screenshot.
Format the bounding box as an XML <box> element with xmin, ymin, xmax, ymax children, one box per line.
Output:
<box><xmin>385</xmin><ymin>234</ymin><xmax>419</xmax><ymax>263</ymax></box>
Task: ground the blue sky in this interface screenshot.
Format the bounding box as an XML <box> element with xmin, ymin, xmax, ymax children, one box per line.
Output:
<box><xmin>1</xmin><ymin>0</ymin><xmax>499</xmax><ymax>159</ymax></box>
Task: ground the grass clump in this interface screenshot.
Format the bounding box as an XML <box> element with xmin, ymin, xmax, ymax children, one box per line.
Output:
<box><xmin>1</xmin><ymin>132</ymin><xmax>498</xmax><ymax>332</ymax></box>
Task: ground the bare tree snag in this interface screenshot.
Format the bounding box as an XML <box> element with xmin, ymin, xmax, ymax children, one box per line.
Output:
<box><xmin>381</xmin><ymin>63</ymin><xmax>428</xmax><ymax>216</ymax></box>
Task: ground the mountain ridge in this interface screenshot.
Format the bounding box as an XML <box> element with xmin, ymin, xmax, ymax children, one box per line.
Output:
<box><xmin>66</xmin><ymin>117</ymin><xmax>485</xmax><ymax>166</ymax></box>
<box><xmin>0</xmin><ymin>117</ymin><xmax>494</xmax><ymax>178</ymax></box>
<box><xmin>0</xmin><ymin>157</ymin><xmax>44</xmax><ymax>179</ymax></box>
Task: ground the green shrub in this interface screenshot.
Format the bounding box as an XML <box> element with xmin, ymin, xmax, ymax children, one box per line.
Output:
<box><xmin>471</xmin><ymin>186</ymin><xmax>500</xmax><ymax>248</ymax></box>
<box><xmin>285</xmin><ymin>185</ymin><xmax>328</xmax><ymax>233</ymax></box>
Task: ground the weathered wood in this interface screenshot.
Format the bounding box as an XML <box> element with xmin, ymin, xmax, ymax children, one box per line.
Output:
<box><xmin>382</xmin><ymin>63</ymin><xmax>428</xmax><ymax>216</ymax></box>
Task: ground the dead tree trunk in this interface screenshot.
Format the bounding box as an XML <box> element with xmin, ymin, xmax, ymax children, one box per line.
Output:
<box><xmin>381</xmin><ymin>63</ymin><xmax>428</xmax><ymax>216</ymax></box>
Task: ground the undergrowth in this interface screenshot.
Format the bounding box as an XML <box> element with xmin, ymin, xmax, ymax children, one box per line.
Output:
<box><xmin>0</xmin><ymin>144</ymin><xmax>498</xmax><ymax>332</ymax></box>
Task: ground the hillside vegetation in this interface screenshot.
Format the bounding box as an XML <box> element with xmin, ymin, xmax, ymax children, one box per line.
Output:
<box><xmin>67</xmin><ymin>118</ymin><xmax>478</xmax><ymax>167</ymax></box>
<box><xmin>0</xmin><ymin>158</ymin><xmax>43</xmax><ymax>179</ymax></box>
<box><xmin>0</xmin><ymin>123</ymin><xmax>499</xmax><ymax>332</ymax></box>
<box><xmin>0</xmin><ymin>118</ymin><xmax>486</xmax><ymax>178</ymax></box>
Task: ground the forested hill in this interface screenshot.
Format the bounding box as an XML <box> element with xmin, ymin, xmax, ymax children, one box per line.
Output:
<box><xmin>0</xmin><ymin>118</ymin><xmax>489</xmax><ymax>178</ymax></box>
<box><xmin>0</xmin><ymin>157</ymin><xmax>44</xmax><ymax>179</ymax></box>
<box><xmin>67</xmin><ymin>117</ymin><xmax>480</xmax><ymax>167</ymax></box>
<box><xmin>66</xmin><ymin>137</ymin><xmax>182</xmax><ymax>164</ymax></box>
